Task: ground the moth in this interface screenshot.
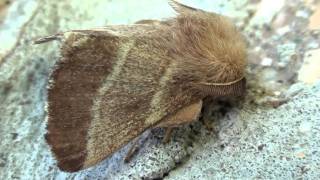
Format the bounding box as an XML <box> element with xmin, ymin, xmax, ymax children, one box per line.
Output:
<box><xmin>35</xmin><ymin>0</ymin><xmax>247</xmax><ymax>172</ymax></box>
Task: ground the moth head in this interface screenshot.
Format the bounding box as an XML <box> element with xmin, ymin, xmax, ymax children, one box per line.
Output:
<box><xmin>170</xmin><ymin>0</ymin><xmax>247</xmax><ymax>97</ymax></box>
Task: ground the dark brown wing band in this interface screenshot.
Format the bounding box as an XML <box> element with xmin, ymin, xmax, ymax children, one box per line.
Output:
<box><xmin>45</xmin><ymin>33</ymin><xmax>119</xmax><ymax>172</ymax></box>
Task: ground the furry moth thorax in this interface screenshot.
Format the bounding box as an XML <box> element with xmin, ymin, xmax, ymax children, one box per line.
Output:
<box><xmin>36</xmin><ymin>0</ymin><xmax>247</xmax><ymax>172</ymax></box>
<box><xmin>171</xmin><ymin>8</ymin><xmax>247</xmax><ymax>85</ymax></box>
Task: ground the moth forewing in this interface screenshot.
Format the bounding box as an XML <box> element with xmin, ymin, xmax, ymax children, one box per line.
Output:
<box><xmin>37</xmin><ymin>0</ymin><xmax>247</xmax><ymax>172</ymax></box>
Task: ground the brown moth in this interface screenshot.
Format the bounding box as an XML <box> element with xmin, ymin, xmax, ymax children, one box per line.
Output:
<box><xmin>35</xmin><ymin>0</ymin><xmax>247</xmax><ymax>172</ymax></box>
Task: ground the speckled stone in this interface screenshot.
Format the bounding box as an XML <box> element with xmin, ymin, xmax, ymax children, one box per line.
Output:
<box><xmin>166</xmin><ymin>82</ymin><xmax>320</xmax><ymax>179</ymax></box>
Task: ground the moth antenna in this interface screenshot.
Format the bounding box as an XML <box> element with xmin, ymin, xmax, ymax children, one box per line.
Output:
<box><xmin>168</xmin><ymin>0</ymin><xmax>198</xmax><ymax>14</ymax></box>
<box><xmin>197</xmin><ymin>77</ymin><xmax>246</xmax><ymax>97</ymax></box>
<box><xmin>200</xmin><ymin>77</ymin><xmax>245</xmax><ymax>86</ymax></box>
<box><xmin>34</xmin><ymin>33</ymin><xmax>63</xmax><ymax>44</ymax></box>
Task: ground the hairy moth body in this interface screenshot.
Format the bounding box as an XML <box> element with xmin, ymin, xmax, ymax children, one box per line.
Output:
<box><xmin>36</xmin><ymin>0</ymin><xmax>247</xmax><ymax>172</ymax></box>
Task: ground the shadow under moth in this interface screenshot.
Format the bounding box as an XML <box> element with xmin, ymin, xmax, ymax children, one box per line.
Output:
<box><xmin>35</xmin><ymin>0</ymin><xmax>247</xmax><ymax>172</ymax></box>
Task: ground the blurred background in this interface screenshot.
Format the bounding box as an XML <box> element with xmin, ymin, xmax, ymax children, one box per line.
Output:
<box><xmin>0</xmin><ymin>0</ymin><xmax>319</xmax><ymax>179</ymax></box>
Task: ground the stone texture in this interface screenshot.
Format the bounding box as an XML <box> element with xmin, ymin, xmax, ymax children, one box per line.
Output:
<box><xmin>0</xmin><ymin>0</ymin><xmax>319</xmax><ymax>179</ymax></box>
<box><xmin>166</xmin><ymin>82</ymin><xmax>320</xmax><ymax>179</ymax></box>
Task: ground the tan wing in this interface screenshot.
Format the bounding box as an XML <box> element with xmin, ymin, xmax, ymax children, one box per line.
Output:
<box><xmin>42</xmin><ymin>0</ymin><xmax>247</xmax><ymax>171</ymax></box>
<box><xmin>41</xmin><ymin>23</ymin><xmax>199</xmax><ymax>172</ymax></box>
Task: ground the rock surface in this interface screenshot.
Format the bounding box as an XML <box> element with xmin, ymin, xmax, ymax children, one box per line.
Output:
<box><xmin>0</xmin><ymin>0</ymin><xmax>319</xmax><ymax>179</ymax></box>
<box><xmin>166</xmin><ymin>82</ymin><xmax>320</xmax><ymax>179</ymax></box>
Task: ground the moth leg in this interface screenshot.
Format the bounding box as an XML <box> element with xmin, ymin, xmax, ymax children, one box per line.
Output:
<box><xmin>162</xmin><ymin>127</ymin><xmax>174</xmax><ymax>144</ymax></box>
<box><xmin>156</xmin><ymin>100</ymin><xmax>203</xmax><ymax>127</ymax></box>
<box><xmin>123</xmin><ymin>131</ymin><xmax>150</xmax><ymax>163</ymax></box>
<box><xmin>123</xmin><ymin>137</ymin><xmax>140</xmax><ymax>163</ymax></box>
<box><xmin>203</xmin><ymin>117</ymin><xmax>213</xmax><ymax>131</ymax></box>
<box><xmin>201</xmin><ymin>102</ymin><xmax>214</xmax><ymax>131</ymax></box>
<box><xmin>155</xmin><ymin>100</ymin><xmax>203</xmax><ymax>142</ymax></box>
